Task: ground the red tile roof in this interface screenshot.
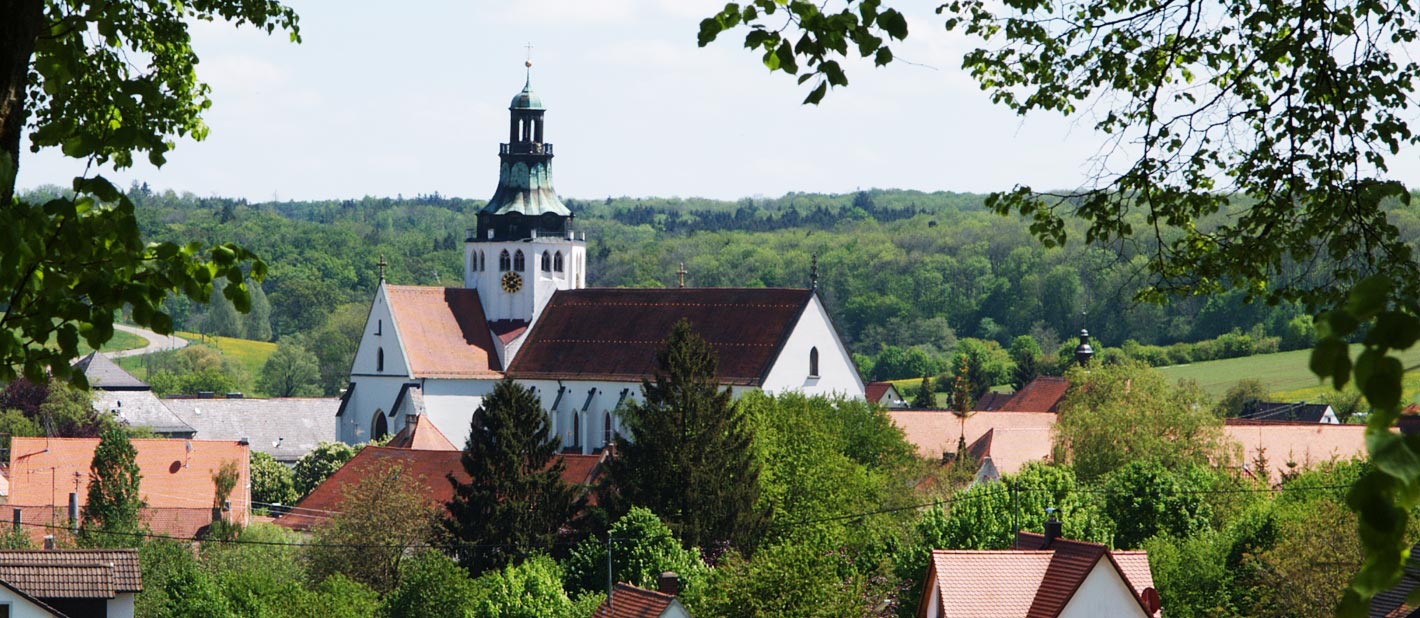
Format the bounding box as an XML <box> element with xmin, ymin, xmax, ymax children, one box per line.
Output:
<box><xmin>0</xmin><ymin>549</ymin><xmax>141</xmax><ymax>600</ymax></box>
<box><xmin>7</xmin><ymin>437</ymin><xmax>250</xmax><ymax>535</ymax></box>
<box><xmin>508</xmin><ymin>288</ymin><xmax>814</xmax><ymax>385</ymax></box>
<box><xmin>866</xmin><ymin>382</ymin><xmax>898</xmax><ymax>404</ymax></box>
<box><xmin>593</xmin><ymin>582</ymin><xmax>679</xmax><ymax>618</ymax></box>
<box><xmin>921</xmin><ymin>534</ymin><xmax>1157</xmax><ymax>618</ymax></box>
<box><xmin>386</xmin><ymin>285</ymin><xmax>503</xmax><ymax>378</ymax></box>
<box><xmin>890</xmin><ymin>410</ymin><xmax>1056</xmax><ymax>474</ymax></box>
<box><xmin>974</xmin><ymin>391</ymin><xmax>1014</xmax><ymax>411</ymax></box>
<box><xmin>1224</xmin><ymin>419</ymin><xmax>1366</xmax><ymax>483</ymax></box>
<box><xmin>386</xmin><ymin>415</ymin><xmax>459</xmax><ymax>451</ymax></box>
<box><xmin>275</xmin><ymin>446</ymin><xmax>604</xmax><ymax>531</ymax></box>
<box><xmin>1000</xmin><ymin>376</ymin><xmax>1071</xmax><ymax>412</ymax></box>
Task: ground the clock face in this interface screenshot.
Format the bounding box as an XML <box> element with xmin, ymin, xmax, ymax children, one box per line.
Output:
<box><xmin>501</xmin><ymin>271</ymin><xmax>523</xmax><ymax>293</ymax></box>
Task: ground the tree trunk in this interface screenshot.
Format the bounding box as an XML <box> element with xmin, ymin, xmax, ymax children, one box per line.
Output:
<box><xmin>0</xmin><ymin>0</ymin><xmax>44</xmax><ymax>205</ymax></box>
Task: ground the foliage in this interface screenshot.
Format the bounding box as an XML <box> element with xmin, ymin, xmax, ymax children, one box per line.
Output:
<box><xmin>602</xmin><ymin>319</ymin><xmax>765</xmax><ymax>552</ymax></box>
<box><xmin>379</xmin><ymin>550</ymin><xmax>478</xmax><ymax>618</ymax></box>
<box><xmin>211</xmin><ymin>459</ymin><xmax>240</xmax><ymax>520</ymax></box>
<box><xmin>1144</xmin><ymin>529</ymin><xmax>1249</xmax><ymax>618</ymax></box>
<box><xmin>1102</xmin><ymin>462</ymin><xmax>1215</xmax><ymax>549</ymax></box>
<box><xmin>143</xmin><ymin>344</ymin><xmax>249</xmax><ymax>397</ymax></box>
<box><xmin>0</xmin><ymin>408</ymin><xmax>41</xmax><ymax>451</ymax></box>
<box><xmin>202</xmin><ymin>282</ymin><xmax>244</xmax><ymax>338</ymax></box>
<box><xmin>1247</xmin><ymin>498</ymin><xmax>1360</xmax><ymax>618</ymax></box>
<box><xmin>564</xmin><ymin>507</ymin><xmax>705</xmax><ymax>595</ymax></box>
<box><xmin>910</xmin><ymin>374</ymin><xmax>935</xmax><ymax>409</ymax></box>
<box><xmin>80</xmin><ymin>425</ymin><xmax>145</xmax><ymax>545</ymax></box>
<box><xmin>1215</xmin><ymin>380</ymin><xmax>1269</xmax><ymax>418</ymax></box>
<box><xmin>470</xmin><ymin>554</ymin><xmax>605</xmax><ymax>618</ymax></box>
<box><xmin>309</xmin><ymin>302</ymin><xmax>368</xmax><ymax>395</ymax></box>
<box><xmin>925</xmin><ymin>462</ymin><xmax>1112</xmax><ymax>551</ymax></box>
<box><xmin>250</xmin><ymin>451</ymin><xmax>298</xmax><ymax>507</ymax></box>
<box><xmin>1056</xmin><ymin>361</ymin><xmax>1228</xmax><ymax>481</ymax></box>
<box><xmin>686</xmin><ymin>540</ymin><xmax>893</xmax><ymax>618</ymax></box>
<box><xmin>291</xmin><ymin>441</ymin><xmax>356</xmax><ymax>498</ymax></box>
<box><xmin>444</xmin><ymin>378</ymin><xmax>585</xmax><ymax>576</ymax></box>
<box><xmin>243</xmin><ymin>280</ymin><xmax>273</xmax><ymax>341</ymax></box>
<box><xmin>36</xmin><ymin>380</ymin><xmax>108</xmax><ymax>437</ymax></box>
<box><xmin>257</xmin><ymin>337</ymin><xmax>321</xmax><ymax>397</ymax></box>
<box><xmin>305</xmin><ymin>459</ymin><xmax>439</xmax><ymax>593</ymax></box>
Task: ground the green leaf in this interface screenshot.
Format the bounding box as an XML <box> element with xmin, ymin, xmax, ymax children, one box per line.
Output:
<box><xmin>1310</xmin><ymin>336</ymin><xmax>1350</xmax><ymax>385</ymax></box>
<box><xmin>1362</xmin><ymin>355</ymin><xmax>1404</xmax><ymax>412</ymax></box>
<box><xmin>1346</xmin><ymin>275</ymin><xmax>1391</xmax><ymax>321</ymax></box>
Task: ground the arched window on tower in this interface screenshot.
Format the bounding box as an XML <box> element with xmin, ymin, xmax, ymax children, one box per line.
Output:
<box><xmin>514</xmin><ymin>250</ymin><xmax>526</xmax><ymax>272</ymax></box>
<box><xmin>499</xmin><ymin>250</ymin><xmax>511</xmax><ymax>271</ymax></box>
<box><xmin>809</xmin><ymin>347</ymin><xmax>819</xmax><ymax>378</ymax></box>
<box><xmin>372</xmin><ymin>413</ymin><xmax>388</xmax><ymax>442</ymax></box>
<box><xmin>554</xmin><ymin>252</ymin><xmax>564</xmax><ymax>272</ymax></box>
<box><xmin>377</xmin><ymin>347</ymin><xmax>385</xmax><ymax>372</ymax></box>
<box><xmin>541</xmin><ymin>251</ymin><xmax>551</xmax><ymax>272</ymax></box>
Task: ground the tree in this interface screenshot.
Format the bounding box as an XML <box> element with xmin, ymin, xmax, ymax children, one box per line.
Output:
<box><xmin>379</xmin><ymin>551</ymin><xmax>478</xmax><ymax>618</ymax></box>
<box><xmin>250</xmin><ymin>451</ymin><xmax>297</xmax><ymax>508</ymax></box>
<box><xmin>1103</xmin><ymin>462</ymin><xmax>1216</xmax><ymax>549</ymax></box>
<box><xmin>443</xmin><ymin>378</ymin><xmax>585</xmax><ymax>576</ymax></box>
<box><xmin>600</xmin><ymin>319</ymin><xmax>765</xmax><ymax>553</ymax></box>
<box><xmin>1056</xmin><ymin>361</ymin><xmax>1228</xmax><ymax>481</ymax></box>
<box><xmin>258</xmin><ymin>338</ymin><xmax>321</xmax><ymax>397</ymax></box>
<box><xmin>202</xmin><ymin>282</ymin><xmax>244</xmax><ymax>338</ymax></box>
<box><xmin>1</xmin><ymin>0</ymin><xmax>294</xmax><ymax>386</ymax></box>
<box><xmin>911</xmin><ymin>375</ymin><xmax>935</xmax><ymax>409</ymax></box>
<box><xmin>1215</xmin><ymin>380</ymin><xmax>1269</xmax><ymax>418</ymax></box>
<box><xmin>80</xmin><ymin>425</ymin><xmax>145</xmax><ymax>544</ymax></box>
<box><xmin>470</xmin><ymin>554</ymin><xmax>605</xmax><ymax>618</ymax></box>
<box><xmin>1008</xmin><ymin>335</ymin><xmax>1043</xmax><ymax>391</ymax></box>
<box><xmin>310</xmin><ymin>303</ymin><xmax>368</xmax><ymax>395</ymax></box>
<box><xmin>305</xmin><ymin>460</ymin><xmax>440</xmax><ymax>593</ymax></box>
<box><xmin>564</xmin><ymin>507</ymin><xmax>705</xmax><ymax>595</ymax></box>
<box><xmin>291</xmin><ymin>441</ymin><xmax>356</xmax><ymax>498</ymax></box>
<box><xmin>243</xmin><ymin>281</ymin><xmax>273</xmax><ymax>342</ymax></box>
<box><xmin>0</xmin><ymin>408</ymin><xmax>40</xmax><ymax>451</ymax></box>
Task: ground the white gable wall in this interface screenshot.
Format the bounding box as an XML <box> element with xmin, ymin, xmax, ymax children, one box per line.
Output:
<box><xmin>760</xmin><ymin>294</ymin><xmax>865</xmax><ymax>399</ymax></box>
<box><xmin>1058</xmin><ymin>558</ymin><xmax>1150</xmax><ymax>618</ymax></box>
<box><xmin>340</xmin><ymin>283</ymin><xmax>415</xmax><ymax>444</ymax></box>
<box><xmin>0</xmin><ymin>586</ymin><xmax>61</xmax><ymax>617</ymax></box>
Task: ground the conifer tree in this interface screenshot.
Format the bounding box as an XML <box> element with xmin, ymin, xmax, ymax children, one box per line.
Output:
<box><xmin>912</xmin><ymin>375</ymin><xmax>935</xmax><ymax>409</ymax></box>
<box><xmin>80</xmin><ymin>425</ymin><xmax>146</xmax><ymax>545</ymax></box>
<box><xmin>444</xmin><ymin>378</ymin><xmax>585</xmax><ymax>576</ymax></box>
<box><xmin>600</xmin><ymin>319</ymin><xmax>765</xmax><ymax>553</ymax></box>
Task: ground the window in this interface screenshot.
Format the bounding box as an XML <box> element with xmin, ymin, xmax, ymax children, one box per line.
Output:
<box><xmin>372</xmin><ymin>413</ymin><xmax>388</xmax><ymax>442</ymax></box>
<box><xmin>514</xmin><ymin>250</ymin><xmax>526</xmax><ymax>272</ymax></box>
<box><xmin>572</xmin><ymin>413</ymin><xmax>581</xmax><ymax>449</ymax></box>
<box><xmin>479</xmin><ymin>251</ymin><xmax>486</xmax><ymax>271</ymax></box>
<box><xmin>499</xmin><ymin>250</ymin><xmax>511</xmax><ymax>271</ymax></box>
<box><xmin>376</xmin><ymin>319</ymin><xmax>382</xmax><ymax>335</ymax></box>
<box><xmin>377</xmin><ymin>347</ymin><xmax>385</xmax><ymax>372</ymax></box>
<box><xmin>809</xmin><ymin>347</ymin><xmax>819</xmax><ymax>378</ymax></box>
<box><xmin>603</xmin><ymin>412</ymin><xmax>613</xmax><ymax>446</ymax></box>
<box><xmin>541</xmin><ymin>251</ymin><xmax>551</xmax><ymax>272</ymax></box>
<box><xmin>554</xmin><ymin>252</ymin><xmax>564</xmax><ymax>272</ymax></box>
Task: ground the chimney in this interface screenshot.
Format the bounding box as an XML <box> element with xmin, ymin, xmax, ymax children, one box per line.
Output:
<box><xmin>1044</xmin><ymin>508</ymin><xmax>1062</xmax><ymax>548</ymax></box>
<box><xmin>43</xmin><ymin>535</ymin><xmax>55</xmax><ymax>550</ymax></box>
<box><xmin>198</xmin><ymin>391</ymin><xmax>215</xmax><ymax>399</ymax></box>
<box><xmin>68</xmin><ymin>493</ymin><xmax>79</xmax><ymax>531</ymax></box>
<box><xmin>657</xmin><ymin>571</ymin><xmax>681</xmax><ymax>596</ymax></box>
<box><xmin>225</xmin><ymin>392</ymin><xmax>244</xmax><ymax>399</ymax></box>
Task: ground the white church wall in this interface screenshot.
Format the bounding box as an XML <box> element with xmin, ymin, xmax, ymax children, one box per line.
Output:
<box><xmin>339</xmin><ymin>375</ymin><xmax>408</xmax><ymax>444</ymax></box>
<box><xmin>468</xmin><ymin>238</ymin><xmax>585</xmax><ymax>324</ymax></box>
<box><xmin>352</xmin><ymin>284</ymin><xmax>412</xmax><ymax>378</ymax></box>
<box><xmin>415</xmin><ymin>379</ymin><xmax>497</xmax><ymax>444</ymax></box>
<box><xmin>760</xmin><ymin>295</ymin><xmax>866</xmax><ymax>399</ymax></box>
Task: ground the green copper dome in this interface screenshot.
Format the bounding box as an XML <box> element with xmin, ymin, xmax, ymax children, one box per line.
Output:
<box><xmin>510</xmin><ymin>80</ymin><xmax>543</xmax><ymax>110</ymax></box>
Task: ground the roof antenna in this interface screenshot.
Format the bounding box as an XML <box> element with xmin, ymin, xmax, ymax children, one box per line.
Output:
<box><xmin>809</xmin><ymin>254</ymin><xmax>819</xmax><ymax>290</ymax></box>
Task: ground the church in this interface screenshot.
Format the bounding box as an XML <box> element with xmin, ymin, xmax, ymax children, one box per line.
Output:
<box><xmin>335</xmin><ymin>67</ymin><xmax>865</xmax><ymax>451</ymax></box>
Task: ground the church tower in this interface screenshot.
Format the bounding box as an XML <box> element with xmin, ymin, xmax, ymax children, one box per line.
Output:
<box><xmin>465</xmin><ymin>63</ymin><xmax>587</xmax><ymax>327</ymax></box>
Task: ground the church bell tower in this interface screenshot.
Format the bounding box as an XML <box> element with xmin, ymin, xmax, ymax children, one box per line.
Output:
<box><xmin>465</xmin><ymin>62</ymin><xmax>587</xmax><ymax>325</ymax></box>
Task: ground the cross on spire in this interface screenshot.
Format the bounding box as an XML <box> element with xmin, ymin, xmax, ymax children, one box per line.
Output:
<box><xmin>377</xmin><ymin>254</ymin><xmax>388</xmax><ymax>282</ymax></box>
<box><xmin>677</xmin><ymin>262</ymin><xmax>688</xmax><ymax>288</ymax></box>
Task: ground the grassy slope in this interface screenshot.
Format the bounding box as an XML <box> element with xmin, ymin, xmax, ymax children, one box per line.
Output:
<box><xmin>75</xmin><ymin>329</ymin><xmax>148</xmax><ymax>356</ymax></box>
<box><xmin>1160</xmin><ymin>344</ymin><xmax>1420</xmax><ymax>403</ymax></box>
<box><xmin>113</xmin><ymin>332</ymin><xmax>277</xmax><ymax>387</ymax></box>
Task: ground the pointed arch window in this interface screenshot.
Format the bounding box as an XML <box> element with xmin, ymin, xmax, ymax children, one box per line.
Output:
<box><xmin>377</xmin><ymin>347</ymin><xmax>385</xmax><ymax>372</ymax></box>
<box><xmin>499</xmin><ymin>250</ymin><xmax>511</xmax><ymax>272</ymax></box>
<box><xmin>603</xmin><ymin>412</ymin><xmax>613</xmax><ymax>447</ymax></box>
<box><xmin>480</xmin><ymin>251</ymin><xmax>486</xmax><ymax>271</ymax></box>
<box><xmin>541</xmin><ymin>251</ymin><xmax>551</xmax><ymax>272</ymax></box>
<box><xmin>554</xmin><ymin>252</ymin><xmax>564</xmax><ymax>272</ymax></box>
<box><xmin>514</xmin><ymin>250</ymin><xmax>526</xmax><ymax>272</ymax></box>
<box><xmin>809</xmin><ymin>347</ymin><xmax>819</xmax><ymax>378</ymax></box>
<box><xmin>372</xmin><ymin>413</ymin><xmax>388</xmax><ymax>442</ymax></box>
<box><xmin>572</xmin><ymin>413</ymin><xmax>582</xmax><ymax>450</ymax></box>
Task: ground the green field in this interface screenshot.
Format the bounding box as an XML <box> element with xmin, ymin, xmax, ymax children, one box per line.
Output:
<box><xmin>1159</xmin><ymin>344</ymin><xmax>1420</xmax><ymax>403</ymax></box>
<box><xmin>114</xmin><ymin>332</ymin><xmax>277</xmax><ymax>385</ymax></box>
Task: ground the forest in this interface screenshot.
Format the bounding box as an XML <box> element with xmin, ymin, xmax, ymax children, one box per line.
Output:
<box><xmin>27</xmin><ymin>183</ymin><xmax>1418</xmax><ymax>395</ymax></box>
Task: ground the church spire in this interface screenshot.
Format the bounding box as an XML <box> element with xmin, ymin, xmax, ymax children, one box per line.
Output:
<box><xmin>475</xmin><ymin>60</ymin><xmax>571</xmax><ymax>243</ymax></box>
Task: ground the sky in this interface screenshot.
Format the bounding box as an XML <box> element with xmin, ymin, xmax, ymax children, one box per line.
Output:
<box><xmin>15</xmin><ymin>1</ymin><xmax>1420</xmax><ymax>203</ymax></box>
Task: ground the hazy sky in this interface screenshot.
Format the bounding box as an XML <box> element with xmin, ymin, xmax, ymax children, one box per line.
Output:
<box><xmin>15</xmin><ymin>1</ymin><xmax>1420</xmax><ymax>202</ymax></box>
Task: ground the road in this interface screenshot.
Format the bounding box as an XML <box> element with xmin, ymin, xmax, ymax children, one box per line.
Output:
<box><xmin>105</xmin><ymin>323</ymin><xmax>190</xmax><ymax>359</ymax></box>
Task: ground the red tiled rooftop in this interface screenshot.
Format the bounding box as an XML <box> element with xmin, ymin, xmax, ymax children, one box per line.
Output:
<box><xmin>593</xmin><ymin>582</ymin><xmax>678</xmax><ymax>618</ymax></box>
<box><xmin>276</xmin><ymin>446</ymin><xmax>603</xmax><ymax>531</ymax></box>
<box><xmin>1224</xmin><ymin>419</ymin><xmax>1366</xmax><ymax>483</ymax></box>
<box><xmin>1000</xmin><ymin>376</ymin><xmax>1071</xmax><ymax>413</ymax></box>
<box><xmin>385</xmin><ymin>415</ymin><xmax>459</xmax><ymax>451</ymax></box>
<box><xmin>508</xmin><ymin>288</ymin><xmax>813</xmax><ymax>385</ymax></box>
<box><xmin>386</xmin><ymin>285</ymin><xmax>503</xmax><ymax>379</ymax></box>
<box><xmin>890</xmin><ymin>410</ymin><xmax>1055</xmax><ymax>474</ymax></box>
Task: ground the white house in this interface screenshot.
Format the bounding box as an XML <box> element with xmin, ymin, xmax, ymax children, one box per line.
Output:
<box><xmin>336</xmin><ymin>68</ymin><xmax>865</xmax><ymax>449</ymax></box>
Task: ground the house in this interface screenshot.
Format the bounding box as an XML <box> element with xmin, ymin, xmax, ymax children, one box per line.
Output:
<box><xmin>337</xmin><ymin>69</ymin><xmax>865</xmax><ymax>451</ymax></box>
<box><xmin>918</xmin><ymin>527</ymin><xmax>1162</xmax><ymax>618</ymax></box>
<box><xmin>972</xmin><ymin>391</ymin><xmax>1014</xmax><ymax>412</ymax></box>
<box><xmin>6</xmin><ymin>437</ymin><xmax>250</xmax><ymax>544</ymax></box>
<box><xmin>1225</xmin><ymin>418</ymin><xmax>1366</xmax><ymax>483</ymax></box>
<box><xmin>163</xmin><ymin>397</ymin><xmax>339</xmax><ymax>463</ymax></box>
<box><xmin>274</xmin><ymin>445</ymin><xmax>603</xmax><ymax>531</ymax></box>
<box><xmin>866</xmin><ymin>382</ymin><xmax>908</xmax><ymax>409</ymax></box>
<box><xmin>890</xmin><ymin>410</ymin><xmax>1056</xmax><ymax>475</ymax></box>
<box><xmin>593</xmin><ymin>577</ymin><xmax>691</xmax><ymax>618</ymax></box>
<box><xmin>997</xmin><ymin>376</ymin><xmax>1071</xmax><ymax>413</ymax></box>
<box><xmin>1240</xmin><ymin>401</ymin><xmax>1340</xmax><ymax>424</ymax></box>
<box><xmin>0</xmin><ymin>549</ymin><xmax>142</xmax><ymax>618</ymax></box>
<box><xmin>75</xmin><ymin>353</ymin><xmax>195</xmax><ymax>439</ymax></box>
<box><xmin>943</xmin><ymin>429</ymin><xmax>1002</xmax><ymax>484</ymax></box>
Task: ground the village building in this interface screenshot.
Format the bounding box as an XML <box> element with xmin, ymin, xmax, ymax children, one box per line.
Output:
<box><xmin>0</xmin><ymin>549</ymin><xmax>142</xmax><ymax>618</ymax></box>
<box><xmin>337</xmin><ymin>69</ymin><xmax>864</xmax><ymax>450</ymax></box>
<box><xmin>4</xmin><ymin>437</ymin><xmax>250</xmax><ymax>544</ymax></box>
<box><xmin>593</xmin><ymin>577</ymin><xmax>692</xmax><ymax>618</ymax></box>
<box><xmin>866</xmin><ymin>381</ymin><xmax>908</xmax><ymax>409</ymax></box>
<box><xmin>918</xmin><ymin>528</ymin><xmax>1161</xmax><ymax>618</ymax></box>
